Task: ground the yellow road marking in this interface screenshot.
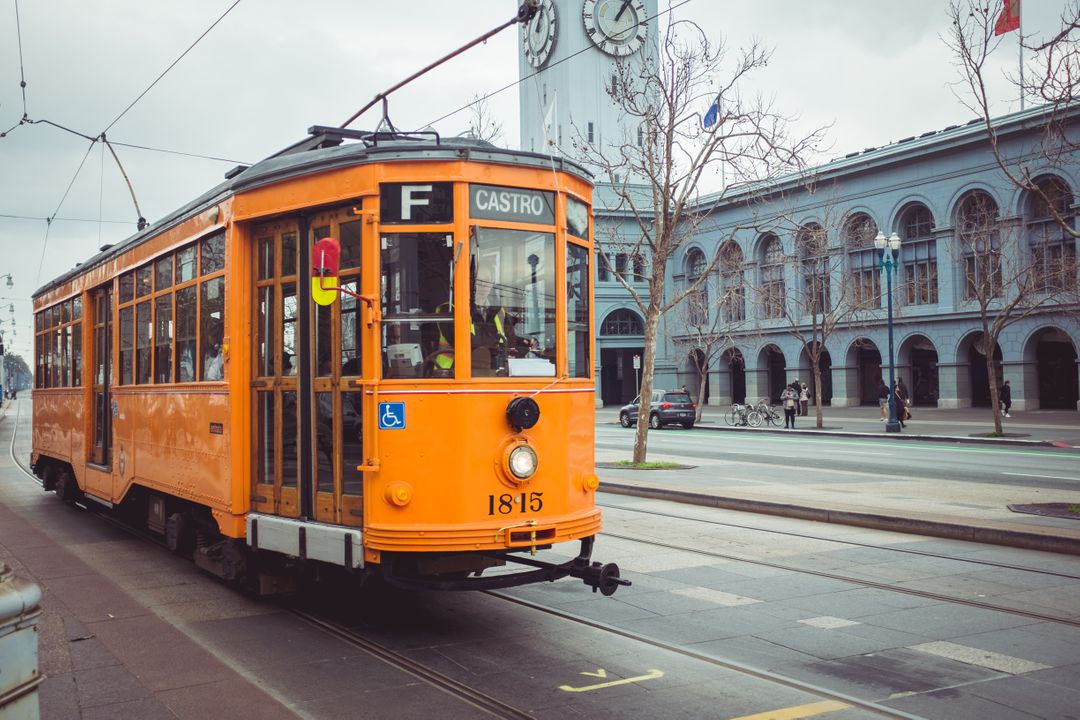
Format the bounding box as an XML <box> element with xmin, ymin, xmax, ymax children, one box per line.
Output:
<box><xmin>559</xmin><ymin>669</ymin><xmax>663</xmax><ymax>693</ymax></box>
<box><xmin>581</xmin><ymin>669</ymin><xmax>607</xmax><ymax>678</ymax></box>
<box><xmin>728</xmin><ymin>700</ymin><xmax>850</xmax><ymax>720</ymax></box>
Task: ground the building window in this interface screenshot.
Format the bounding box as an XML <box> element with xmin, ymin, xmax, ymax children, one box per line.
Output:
<box><xmin>845</xmin><ymin>214</ymin><xmax>880</xmax><ymax>308</ymax></box>
<box><xmin>601</xmin><ymin>309</ymin><xmax>644</xmax><ymax>336</ymax></box>
<box><xmin>958</xmin><ymin>192</ymin><xmax>1002</xmax><ymax>300</ymax></box>
<box><xmin>597</xmin><ymin>251</ymin><xmax>609</xmax><ymax>282</ymax></box>
<box><xmin>760</xmin><ymin>234</ymin><xmax>785</xmax><ymax>319</ymax></box>
<box><xmin>587</xmin><ymin>122</ymin><xmax>594</xmax><ymax>144</ymax></box>
<box><xmin>1028</xmin><ymin>176</ymin><xmax>1077</xmax><ymax>293</ymax></box>
<box><xmin>685</xmin><ymin>248</ymin><xmax>708</xmax><ymax>326</ymax></box>
<box><xmin>798</xmin><ymin>224</ymin><xmax>830</xmax><ymax>315</ymax></box>
<box><xmin>899</xmin><ymin>204</ymin><xmax>938</xmax><ymax>305</ymax></box>
<box><xmin>720</xmin><ymin>242</ymin><xmax>745</xmax><ymax>323</ymax></box>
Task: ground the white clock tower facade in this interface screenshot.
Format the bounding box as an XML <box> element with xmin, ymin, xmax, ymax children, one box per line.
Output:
<box><xmin>518</xmin><ymin>0</ymin><xmax>659</xmax><ymax>166</ymax></box>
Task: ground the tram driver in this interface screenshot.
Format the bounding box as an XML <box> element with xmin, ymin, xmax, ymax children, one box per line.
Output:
<box><xmin>471</xmin><ymin>264</ymin><xmax>529</xmax><ymax>377</ymax></box>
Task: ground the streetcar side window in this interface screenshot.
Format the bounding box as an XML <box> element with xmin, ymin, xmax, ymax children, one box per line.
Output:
<box><xmin>136</xmin><ymin>300</ymin><xmax>152</xmax><ymax>384</ymax></box>
<box><xmin>176</xmin><ymin>286</ymin><xmax>197</xmax><ymax>382</ymax></box>
<box><xmin>34</xmin><ymin>301</ymin><xmax>84</xmax><ymax>388</ymax></box>
<box><xmin>154</xmin><ymin>295</ymin><xmax>173</xmax><ymax>383</ymax></box>
<box><xmin>201</xmin><ymin>232</ymin><xmax>226</xmax><ymax>275</ymax></box>
<box><xmin>567</xmin><ymin>242</ymin><xmax>591</xmax><ymax>378</ymax></box>
<box><xmin>566</xmin><ymin>196</ymin><xmax>589</xmax><ymax>240</ymax></box>
<box><xmin>380</xmin><ymin>233</ymin><xmax>454</xmax><ymax>379</ymax></box>
<box><xmin>201</xmin><ymin>277</ymin><xmax>225</xmax><ymax>381</ymax></box>
<box><xmin>119</xmin><ymin>307</ymin><xmax>134</xmax><ymax>385</ymax></box>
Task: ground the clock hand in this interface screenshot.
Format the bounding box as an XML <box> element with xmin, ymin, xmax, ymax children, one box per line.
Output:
<box><xmin>614</xmin><ymin>0</ymin><xmax>631</xmax><ymax>22</ymax></box>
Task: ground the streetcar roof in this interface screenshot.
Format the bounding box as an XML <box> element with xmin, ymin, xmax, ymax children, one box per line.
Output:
<box><xmin>34</xmin><ymin>133</ymin><xmax>593</xmax><ymax>299</ymax></box>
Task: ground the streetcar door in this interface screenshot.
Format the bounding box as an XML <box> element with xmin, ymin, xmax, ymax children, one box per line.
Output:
<box><xmin>252</xmin><ymin>221</ymin><xmax>301</xmax><ymax>518</ymax></box>
<box><xmin>309</xmin><ymin>207</ymin><xmax>364</xmax><ymax>527</ymax></box>
<box><xmin>91</xmin><ymin>286</ymin><xmax>112</xmax><ymax>466</ymax></box>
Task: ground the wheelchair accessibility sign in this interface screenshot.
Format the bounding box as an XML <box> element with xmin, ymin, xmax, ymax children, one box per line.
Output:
<box><xmin>378</xmin><ymin>402</ymin><xmax>406</xmax><ymax>430</ymax></box>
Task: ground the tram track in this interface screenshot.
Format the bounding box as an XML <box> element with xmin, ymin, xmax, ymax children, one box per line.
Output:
<box><xmin>595</xmin><ymin>521</ymin><xmax>1080</xmax><ymax>629</ymax></box>
<box><xmin>598</xmin><ymin>500</ymin><xmax>1080</xmax><ymax>582</ymax></box>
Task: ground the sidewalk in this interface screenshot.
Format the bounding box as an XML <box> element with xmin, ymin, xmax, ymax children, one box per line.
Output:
<box><xmin>597</xmin><ymin>403</ymin><xmax>1080</xmax><ymax>447</ymax></box>
<box><xmin>595</xmin><ymin>404</ymin><xmax>1080</xmax><ymax>556</ymax></box>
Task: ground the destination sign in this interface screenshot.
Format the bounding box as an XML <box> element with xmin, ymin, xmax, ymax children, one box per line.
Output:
<box><xmin>380</xmin><ymin>183</ymin><xmax>454</xmax><ymax>224</ymax></box>
<box><xmin>469</xmin><ymin>184</ymin><xmax>555</xmax><ymax>225</ymax></box>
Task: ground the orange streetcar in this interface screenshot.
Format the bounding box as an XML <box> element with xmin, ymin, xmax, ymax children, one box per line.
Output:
<box><xmin>31</xmin><ymin>127</ymin><xmax>627</xmax><ymax>595</ymax></box>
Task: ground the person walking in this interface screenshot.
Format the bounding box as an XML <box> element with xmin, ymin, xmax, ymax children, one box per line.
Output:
<box><xmin>799</xmin><ymin>382</ymin><xmax>809</xmax><ymax>417</ymax></box>
<box><xmin>781</xmin><ymin>384</ymin><xmax>798</xmax><ymax>429</ymax></box>
<box><xmin>1000</xmin><ymin>379</ymin><xmax>1012</xmax><ymax>417</ymax></box>
<box><xmin>894</xmin><ymin>377</ymin><xmax>910</xmax><ymax>428</ymax></box>
<box><xmin>877</xmin><ymin>378</ymin><xmax>889</xmax><ymax>421</ymax></box>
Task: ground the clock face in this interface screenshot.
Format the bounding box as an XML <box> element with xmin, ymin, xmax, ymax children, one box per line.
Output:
<box><xmin>523</xmin><ymin>0</ymin><xmax>558</xmax><ymax>68</ymax></box>
<box><xmin>582</xmin><ymin>0</ymin><xmax>647</xmax><ymax>56</ymax></box>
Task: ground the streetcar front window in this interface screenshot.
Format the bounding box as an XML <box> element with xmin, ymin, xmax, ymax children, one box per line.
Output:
<box><xmin>470</xmin><ymin>228</ymin><xmax>556</xmax><ymax>378</ymax></box>
<box><xmin>380</xmin><ymin>232</ymin><xmax>454</xmax><ymax>379</ymax></box>
<box><xmin>567</xmin><ymin>242</ymin><xmax>591</xmax><ymax>378</ymax></box>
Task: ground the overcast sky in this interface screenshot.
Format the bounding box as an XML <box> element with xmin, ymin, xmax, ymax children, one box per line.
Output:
<box><xmin>0</xmin><ymin>0</ymin><xmax>1069</xmax><ymax>361</ymax></box>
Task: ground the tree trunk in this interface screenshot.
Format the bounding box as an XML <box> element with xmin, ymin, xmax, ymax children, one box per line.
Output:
<box><xmin>986</xmin><ymin>345</ymin><xmax>1003</xmax><ymax>435</ymax></box>
<box><xmin>695</xmin><ymin>372</ymin><xmax>706</xmax><ymax>422</ymax></box>
<box><xmin>813</xmin><ymin>361</ymin><xmax>824</xmax><ymax>429</ymax></box>
<box><xmin>632</xmin><ymin>309</ymin><xmax>662</xmax><ymax>464</ymax></box>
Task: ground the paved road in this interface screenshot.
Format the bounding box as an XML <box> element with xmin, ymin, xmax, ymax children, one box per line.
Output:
<box><xmin>596</xmin><ymin>424</ymin><xmax>1080</xmax><ymax>492</ymax></box>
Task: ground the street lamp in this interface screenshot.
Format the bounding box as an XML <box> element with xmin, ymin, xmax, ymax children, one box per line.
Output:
<box><xmin>875</xmin><ymin>231</ymin><xmax>902</xmax><ymax>433</ymax></box>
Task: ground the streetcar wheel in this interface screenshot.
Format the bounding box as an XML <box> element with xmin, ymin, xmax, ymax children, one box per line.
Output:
<box><xmin>649</xmin><ymin>413</ymin><xmax>662</xmax><ymax>430</ymax></box>
<box><xmin>747</xmin><ymin>410</ymin><xmax>763</xmax><ymax>427</ymax></box>
<box><xmin>166</xmin><ymin>512</ymin><xmax>195</xmax><ymax>556</ymax></box>
<box><xmin>55</xmin><ymin>468</ymin><xmax>81</xmax><ymax>506</ymax></box>
<box><xmin>619</xmin><ymin>412</ymin><xmax>632</xmax><ymax>428</ymax></box>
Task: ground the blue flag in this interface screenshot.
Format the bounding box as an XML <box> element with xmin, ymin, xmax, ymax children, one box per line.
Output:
<box><xmin>703</xmin><ymin>93</ymin><xmax>720</xmax><ymax>129</ymax></box>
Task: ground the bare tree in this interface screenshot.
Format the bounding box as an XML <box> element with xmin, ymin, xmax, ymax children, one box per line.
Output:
<box><xmin>948</xmin><ymin>190</ymin><xmax>1077</xmax><ymax>433</ymax></box>
<box><xmin>759</xmin><ymin>192</ymin><xmax>881</xmax><ymax>429</ymax></box>
<box><xmin>669</xmin><ymin>241</ymin><xmax>759</xmax><ymax>421</ymax></box>
<box><xmin>573</xmin><ymin>17</ymin><xmax>823</xmax><ymax>463</ymax></box>
<box><xmin>462</xmin><ymin>93</ymin><xmax>504</xmax><ymax>144</ymax></box>
<box><xmin>946</xmin><ymin>1</ymin><xmax>1079</xmax><ymax>239</ymax></box>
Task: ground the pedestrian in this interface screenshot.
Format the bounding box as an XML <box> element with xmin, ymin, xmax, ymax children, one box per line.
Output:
<box><xmin>781</xmin><ymin>383</ymin><xmax>798</xmax><ymax>429</ymax></box>
<box><xmin>1000</xmin><ymin>379</ymin><xmax>1012</xmax><ymax>418</ymax></box>
<box><xmin>877</xmin><ymin>378</ymin><xmax>889</xmax><ymax>421</ymax></box>
<box><xmin>894</xmin><ymin>378</ymin><xmax>909</xmax><ymax>428</ymax></box>
<box><xmin>799</xmin><ymin>382</ymin><xmax>809</xmax><ymax>417</ymax></box>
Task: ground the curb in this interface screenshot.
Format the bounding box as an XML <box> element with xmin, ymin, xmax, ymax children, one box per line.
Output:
<box><xmin>602</xmin><ymin>420</ymin><xmax>1066</xmax><ymax>448</ymax></box>
<box><xmin>600</xmin><ymin>481</ymin><xmax>1080</xmax><ymax>557</ymax></box>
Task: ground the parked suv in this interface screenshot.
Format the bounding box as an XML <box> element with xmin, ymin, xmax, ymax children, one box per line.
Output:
<box><xmin>619</xmin><ymin>391</ymin><xmax>696</xmax><ymax>429</ymax></box>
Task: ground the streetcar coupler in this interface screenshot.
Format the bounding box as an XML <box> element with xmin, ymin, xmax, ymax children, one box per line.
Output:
<box><xmin>569</xmin><ymin>559</ymin><xmax>630</xmax><ymax>597</ymax></box>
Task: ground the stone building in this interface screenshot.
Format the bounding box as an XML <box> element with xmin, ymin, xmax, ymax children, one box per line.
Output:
<box><xmin>517</xmin><ymin>1</ymin><xmax>1079</xmax><ymax>412</ymax></box>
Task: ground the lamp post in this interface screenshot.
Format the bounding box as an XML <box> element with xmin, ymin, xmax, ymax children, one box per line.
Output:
<box><xmin>875</xmin><ymin>232</ymin><xmax>902</xmax><ymax>433</ymax></box>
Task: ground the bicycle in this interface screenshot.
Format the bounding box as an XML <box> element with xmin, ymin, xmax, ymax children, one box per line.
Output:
<box><xmin>752</xmin><ymin>398</ymin><xmax>783</xmax><ymax>427</ymax></box>
<box><xmin>725</xmin><ymin>403</ymin><xmax>762</xmax><ymax>427</ymax></box>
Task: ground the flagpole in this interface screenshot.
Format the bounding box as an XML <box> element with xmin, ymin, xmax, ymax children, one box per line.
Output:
<box><xmin>1018</xmin><ymin>0</ymin><xmax>1025</xmax><ymax>110</ymax></box>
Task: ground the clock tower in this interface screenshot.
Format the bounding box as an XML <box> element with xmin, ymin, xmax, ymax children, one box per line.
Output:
<box><xmin>518</xmin><ymin>0</ymin><xmax>659</xmax><ymax>166</ymax></box>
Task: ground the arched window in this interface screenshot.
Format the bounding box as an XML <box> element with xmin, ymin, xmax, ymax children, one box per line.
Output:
<box><xmin>685</xmin><ymin>248</ymin><xmax>708</xmax><ymax>326</ymax></box>
<box><xmin>1027</xmin><ymin>177</ymin><xmax>1077</xmax><ymax>293</ymax></box>
<box><xmin>600</xmin><ymin>309</ymin><xmax>644</xmax><ymax>336</ymax></box>
<box><xmin>844</xmin><ymin>213</ymin><xmax>880</xmax><ymax>308</ymax></box>
<box><xmin>797</xmin><ymin>224</ymin><xmax>830</xmax><ymax>314</ymax></box>
<box><xmin>759</xmin><ymin>234</ymin><xmax>785</xmax><ymax>319</ymax></box>
<box><xmin>899</xmin><ymin>203</ymin><xmax>938</xmax><ymax>305</ymax></box>
<box><xmin>720</xmin><ymin>242</ymin><xmax>745</xmax><ymax>323</ymax></box>
<box><xmin>958</xmin><ymin>191</ymin><xmax>1002</xmax><ymax>300</ymax></box>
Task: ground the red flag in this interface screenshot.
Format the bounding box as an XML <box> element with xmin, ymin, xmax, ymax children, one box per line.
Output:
<box><xmin>994</xmin><ymin>0</ymin><xmax>1020</xmax><ymax>35</ymax></box>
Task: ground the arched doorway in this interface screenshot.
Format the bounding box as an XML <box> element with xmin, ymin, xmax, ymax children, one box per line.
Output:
<box><xmin>1026</xmin><ymin>327</ymin><xmax>1079</xmax><ymax>409</ymax></box>
<box><xmin>599</xmin><ymin>309</ymin><xmax>644</xmax><ymax>406</ymax></box>
<box><xmin>759</xmin><ymin>344</ymin><xmax>786</xmax><ymax>403</ymax></box>
<box><xmin>723</xmin><ymin>348</ymin><xmax>746</xmax><ymax>404</ymax></box>
<box><xmin>960</xmin><ymin>333</ymin><xmax>1003</xmax><ymax>407</ymax></box>
<box><xmin>898</xmin><ymin>334</ymin><xmax>939</xmax><ymax>406</ymax></box>
<box><xmin>685</xmin><ymin>348</ymin><xmax>710</xmax><ymax>405</ymax></box>
<box><xmin>800</xmin><ymin>343</ymin><xmax>832</xmax><ymax>406</ymax></box>
<box><xmin>847</xmin><ymin>338</ymin><xmax>882</xmax><ymax>404</ymax></box>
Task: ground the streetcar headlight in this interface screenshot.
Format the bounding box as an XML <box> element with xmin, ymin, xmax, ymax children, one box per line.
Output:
<box><xmin>507</xmin><ymin>445</ymin><xmax>538</xmax><ymax>480</ymax></box>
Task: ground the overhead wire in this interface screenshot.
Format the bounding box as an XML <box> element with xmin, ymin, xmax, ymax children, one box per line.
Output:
<box><xmin>13</xmin><ymin>0</ymin><xmax>28</xmax><ymax>118</ymax></box>
<box><xmin>0</xmin><ymin>213</ymin><xmax>133</xmax><ymax>225</ymax></box>
<box><xmin>102</xmin><ymin>0</ymin><xmax>242</xmax><ymax>135</ymax></box>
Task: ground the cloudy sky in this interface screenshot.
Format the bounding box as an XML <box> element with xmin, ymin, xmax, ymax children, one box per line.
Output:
<box><xmin>0</xmin><ymin>0</ymin><xmax>1068</xmax><ymax>361</ymax></box>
